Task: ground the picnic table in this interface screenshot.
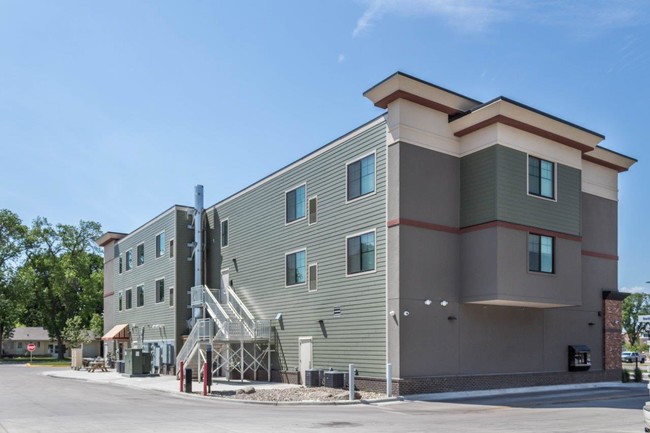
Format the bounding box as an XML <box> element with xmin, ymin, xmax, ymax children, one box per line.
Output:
<box><xmin>88</xmin><ymin>360</ymin><xmax>108</xmax><ymax>373</ymax></box>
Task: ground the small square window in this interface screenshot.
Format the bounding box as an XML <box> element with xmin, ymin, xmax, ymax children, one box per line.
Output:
<box><xmin>137</xmin><ymin>244</ymin><xmax>144</xmax><ymax>266</ymax></box>
<box><xmin>347</xmin><ymin>153</ymin><xmax>375</xmax><ymax>201</ymax></box>
<box><xmin>347</xmin><ymin>231</ymin><xmax>376</xmax><ymax>275</ymax></box>
<box><xmin>286</xmin><ymin>250</ymin><xmax>306</xmax><ymax>286</ymax></box>
<box><xmin>286</xmin><ymin>185</ymin><xmax>306</xmax><ymax>224</ymax></box>
<box><xmin>308</xmin><ymin>197</ymin><xmax>317</xmax><ymax>225</ymax></box>
<box><xmin>156</xmin><ymin>232</ymin><xmax>165</xmax><ymax>258</ymax></box>
<box><xmin>136</xmin><ymin>285</ymin><xmax>144</xmax><ymax>307</ymax></box>
<box><xmin>155</xmin><ymin>279</ymin><xmax>165</xmax><ymax>303</ymax></box>
<box><xmin>125</xmin><ymin>289</ymin><xmax>132</xmax><ymax>310</ymax></box>
<box><xmin>528</xmin><ymin>233</ymin><xmax>554</xmax><ymax>273</ymax></box>
<box><xmin>169</xmin><ymin>239</ymin><xmax>174</xmax><ymax>258</ymax></box>
<box><xmin>169</xmin><ymin>287</ymin><xmax>174</xmax><ymax>307</ymax></box>
<box><xmin>221</xmin><ymin>220</ymin><xmax>229</xmax><ymax>247</ymax></box>
<box><xmin>125</xmin><ymin>250</ymin><xmax>133</xmax><ymax>271</ymax></box>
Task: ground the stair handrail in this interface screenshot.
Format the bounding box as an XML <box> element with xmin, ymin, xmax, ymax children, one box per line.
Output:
<box><xmin>175</xmin><ymin>318</ymin><xmax>212</xmax><ymax>374</ymax></box>
<box><xmin>201</xmin><ymin>286</ymin><xmax>231</xmax><ymax>336</ymax></box>
<box><xmin>225</xmin><ymin>284</ymin><xmax>257</xmax><ymax>338</ymax></box>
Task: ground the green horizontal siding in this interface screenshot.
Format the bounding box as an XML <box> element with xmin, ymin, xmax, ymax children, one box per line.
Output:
<box><xmin>460</xmin><ymin>146</ymin><xmax>497</xmax><ymax>227</ymax></box>
<box><xmin>206</xmin><ymin>122</ymin><xmax>387</xmax><ymax>377</ymax></box>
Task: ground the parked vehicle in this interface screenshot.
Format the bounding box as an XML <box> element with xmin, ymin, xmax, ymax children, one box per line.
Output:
<box><xmin>621</xmin><ymin>351</ymin><xmax>646</xmax><ymax>363</ymax></box>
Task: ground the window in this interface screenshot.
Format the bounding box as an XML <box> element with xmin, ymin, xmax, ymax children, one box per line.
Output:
<box><xmin>136</xmin><ymin>285</ymin><xmax>144</xmax><ymax>307</ymax></box>
<box><xmin>118</xmin><ymin>256</ymin><xmax>123</xmax><ymax>274</ymax></box>
<box><xmin>347</xmin><ymin>153</ymin><xmax>375</xmax><ymax>201</ymax></box>
<box><xmin>308</xmin><ymin>263</ymin><xmax>318</xmax><ymax>292</ymax></box>
<box><xmin>125</xmin><ymin>288</ymin><xmax>132</xmax><ymax>310</ymax></box>
<box><xmin>286</xmin><ymin>250</ymin><xmax>306</xmax><ymax>286</ymax></box>
<box><xmin>221</xmin><ymin>220</ymin><xmax>229</xmax><ymax>247</ymax></box>
<box><xmin>17</xmin><ymin>342</ymin><xmax>22</xmax><ymax>350</ymax></box>
<box><xmin>347</xmin><ymin>231</ymin><xmax>376</xmax><ymax>275</ymax></box>
<box><xmin>137</xmin><ymin>243</ymin><xmax>144</xmax><ymax>266</ymax></box>
<box><xmin>125</xmin><ymin>250</ymin><xmax>133</xmax><ymax>271</ymax></box>
<box><xmin>286</xmin><ymin>185</ymin><xmax>306</xmax><ymax>224</ymax></box>
<box><xmin>308</xmin><ymin>197</ymin><xmax>317</xmax><ymax>225</ymax></box>
<box><xmin>118</xmin><ymin>291</ymin><xmax>123</xmax><ymax>311</ymax></box>
<box><xmin>169</xmin><ymin>239</ymin><xmax>174</xmax><ymax>258</ymax></box>
<box><xmin>169</xmin><ymin>287</ymin><xmax>174</xmax><ymax>307</ymax></box>
<box><xmin>155</xmin><ymin>279</ymin><xmax>165</xmax><ymax>303</ymax></box>
<box><xmin>156</xmin><ymin>232</ymin><xmax>165</xmax><ymax>258</ymax></box>
<box><xmin>529</xmin><ymin>234</ymin><xmax>554</xmax><ymax>273</ymax></box>
<box><xmin>529</xmin><ymin>156</ymin><xmax>555</xmax><ymax>199</ymax></box>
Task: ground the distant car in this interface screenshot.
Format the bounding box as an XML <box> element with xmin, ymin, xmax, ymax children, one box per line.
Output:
<box><xmin>621</xmin><ymin>351</ymin><xmax>646</xmax><ymax>363</ymax></box>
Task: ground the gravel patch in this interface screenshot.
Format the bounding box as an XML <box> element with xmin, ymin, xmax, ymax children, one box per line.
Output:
<box><xmin>209</xmin><ymin>386</ymin><xmax>387</xmax><ymax>402</ymax></box>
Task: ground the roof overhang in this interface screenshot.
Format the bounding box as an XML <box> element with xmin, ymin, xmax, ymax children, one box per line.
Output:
<box><xmin>449</xmin><ymin>98</ymin><xmax>604</xmax><ymax>153</ymax></box>
<box><xmin>101</xmin><ymin>324</ymin><xmax>130</xmax><ymax>341</ymax></box>
<box><xmin>363</xmin><ymin>72</ymin><xmax>480</xmax><ymax>115</ymax></box>
<box><xmin>96</xmin><ymin>232</ymin><xmax>127</xmax><ymax>247</ymax></box>
<box><xmin>583</xmin><ymin>146</ymin><xmax>637</xmax><ymax>172</ymax></box>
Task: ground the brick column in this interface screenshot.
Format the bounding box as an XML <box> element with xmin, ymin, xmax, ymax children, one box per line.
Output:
<box><xmin>602</xmin><ymin>290</ymin><xmax>628</xmax><ymax>371</ymax></box>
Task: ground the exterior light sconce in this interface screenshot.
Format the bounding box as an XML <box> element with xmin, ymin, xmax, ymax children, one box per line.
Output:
<box><xmin>389</xmin><ymin>311</ymin><xmax>396</xmax><ymax>317</ymax></box>
<box><xmin>275</xmin><ymin>313</ymin><xmax>283</xmax><ymax>321</ymax></box>
<box><xmin>588</xmin><ymin>322</ymin><xmax>595</xmax><ymax>326</ymax></box>
<box><xmin>424</xmin><ymin>299</ymin><xmax>432</xmax><ymax>306</ymax></box>
<box><xmin>448</xmin><ymin>316</ymin><xmax>457</xmax><ymax>321</ymax></box>
<box><xmin>440</xmin><ymin>300</ymin><xmax>449</xmax><ymax>307</ymax></box>
<box><xmin>403</xmin><ymin>311</ymin><xmax>410</xmax><ymax>317</ymax></box>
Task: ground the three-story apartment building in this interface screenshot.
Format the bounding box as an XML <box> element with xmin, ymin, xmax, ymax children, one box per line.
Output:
<box><xmin>99</xmin><ymin>72</ymin><xmax>635</xmax><ymax>394</ymax></box>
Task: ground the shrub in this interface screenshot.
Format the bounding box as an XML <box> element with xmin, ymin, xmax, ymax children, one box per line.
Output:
<box><xmin>622</xmin><ymin>369</ymin><xmax>630</xmax><ymax>383</ymax></box>
<box><xmin>634</xmin><ymin>368</ymin><xmax>644</xmax><ymax>383</ymax></box>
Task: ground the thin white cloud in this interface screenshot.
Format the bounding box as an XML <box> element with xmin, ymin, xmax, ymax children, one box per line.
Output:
<box><xmin>338</xmin><ymin>53</ymin><xmax>345</xmax><ymax>63</ymax></box>
<box><xmin>621</xmin><ymin>286</ymin><xmax>650</xmax><ymax>294</ymax></box>
<box><xmin>352</xmin><ymin>0</ymin><xmax>645</xmax><ymax>37</ymax></box>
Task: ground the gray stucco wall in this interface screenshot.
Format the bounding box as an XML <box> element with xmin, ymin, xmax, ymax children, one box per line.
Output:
<box><xmin>581</xmin><ymin>192</ymin><xmax>617</xmax><ymax>256</ymax></box>
<box><xmin>205</xmin><ymin>121</ymin><xmax>388</xmax><ymax>377</ymax></box>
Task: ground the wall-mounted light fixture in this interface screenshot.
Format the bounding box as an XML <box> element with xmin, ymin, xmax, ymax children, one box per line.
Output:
<box><xmin>440</xmin><ymin>300</ymin><xmax>449</xmax><ymax>307</ymax></box>
<box><xmin>403</xmin><ymin>311</ymin><xmax>410</xmax><ymax>317</ymax></box>
<box><xmin>448</xmin><ymin>316</ymin><xmax>457</xmax><ymax>321</ymax></box>
<box><xmin>389</xmin><ymin>311</ymin><xmax>396</xmax><ymax>317</ymax></box>
<box><xmin>275</xmin><ymin>313</ymin><xmax>283</xmax><ymax>321</ymax></box>
<box><xmin>588</xmin><ymin>322</ymin><xmax>595</xmax><ymax>326</ymax></box>
<box><xmin>424</xmin><ymin>299</ymin><xmax>432</xmax><ymax>306</ymax></box>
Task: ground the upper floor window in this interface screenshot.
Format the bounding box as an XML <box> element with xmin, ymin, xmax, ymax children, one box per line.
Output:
<box><xmin>125</xmin><ymin>288</ymin><xmax>132</xmax><ymax>310</ymax></box>
<box><xmin>136</xmin><ymin>285</ymin><xmax>144</xmax><ymax>307</ymax></box>
<box><xmin>137</xmin><ymin>243</ymin><xmax>144</xmax><ymax>266</ymax></box>
<box><xmin>347</xmin><ymin>153</ymin><xmax>375</xmax><ymax>201</ymax></box>
<box><xmin>528</xmin><ymin>156</ymin><xmax>554</xmax><ymax>199</ymax></box>
<box><xmin>528</xmin><ymin>233</ymin><xmax>554</xmax><ymax>274</ymax></box>
<box><xmin>155</xmin><ymin>279</ymin><xmax>165</xmax><ymax>303</ymax></box>
<box><xmin>156</xmin><ymin>232</ymin><xmax>165</xmax><ymax>258</ymax></box>
<box><xmin>286</xmin><ymin>249</ymin><xmax>306</xmax><ymax>286</ymax></box>
<box><xmin>221</xmin><ymin>220</ymin><xmax>229</xmax><ymax>247</ymax></box>
<box><xmin>118</xmin><ymin>256</ymin><xmax>123</xmax><ymax>274</ymax></box>
<box><xmin>118</xmin><ymin>291</ymin><xmax>123</xmax><ymax>311</ymax></box>
<box><xmin>347</xmin><ymin>230</ymin><xmax>376</xmax><ymax>275</ymax></box>
<box><xmin>308</xmin><ymin>196</ymin><xmax>318</xmax><ymax>225</ymax></box>
<box><xmin>286</xmin><ymin>185</ymin><xmax>306</xmax><ymax>224</ymax></box>
<box><xmin>125</xmin><ymin>250</ymin><xmax>133</xmax><ymax>271</ymax></box>
<box><xmin>169</xmin><ymin>239</ymin><xmax>174</xmax><ymax>258</ymax></box>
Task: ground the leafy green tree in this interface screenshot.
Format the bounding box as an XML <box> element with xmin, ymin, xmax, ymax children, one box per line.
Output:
<box><xmin>20</xmin><ymin>218</ymin><xmax>103</xmax><ymax>359</ymax></box>
<box><xmin>622</xmin><ymin>293</ymin><xmax>650</xmax><ymax>347</ymax></box>
<box><xmin>0</xmin><ymin>210</ymin><xmax>28</xmax><ymax>357</ymax></box>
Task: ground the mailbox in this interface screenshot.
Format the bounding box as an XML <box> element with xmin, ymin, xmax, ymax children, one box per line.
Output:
<box><xmin>568</xmin><ymin>345</ymin><xmax>591</xmax><ymax>371</ymax></box>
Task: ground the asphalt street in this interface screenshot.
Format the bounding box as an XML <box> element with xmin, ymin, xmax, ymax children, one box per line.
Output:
<box><xmin>0</xmin><ymin>364</ymin><xmax>647</xmax><ymax>433</ymax></box>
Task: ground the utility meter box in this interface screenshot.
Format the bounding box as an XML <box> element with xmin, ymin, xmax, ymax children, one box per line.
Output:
<box><xmin>125</xmin><ymin>348</ymin><xmax>152</xmax><ymax>375</ymax></box>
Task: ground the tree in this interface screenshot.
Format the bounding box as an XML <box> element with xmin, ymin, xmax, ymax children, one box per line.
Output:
<box><xmin>622</xmin><ymin>293</ymin><xmax>650</xmax><ymax>347</ymax></box>
<box><xmin>0</xmin><ymin>210</ymin><xmax>28</xmax><ymax>357</ymax></box>
<box><xmin>20</xmin><ymin>218</ymin><xmax>103</xmax><ymax>359</ymax></box>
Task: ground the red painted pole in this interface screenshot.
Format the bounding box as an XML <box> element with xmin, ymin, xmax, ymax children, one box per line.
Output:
<box><xmin>179</xmin><ymin>361</ymin><xmax>184</xmax><ymax>392</ymax></box>
<box><xmin>203</xmin><ymin>363</ymin><xmax>208</xmax><ymax>396</ymax></box>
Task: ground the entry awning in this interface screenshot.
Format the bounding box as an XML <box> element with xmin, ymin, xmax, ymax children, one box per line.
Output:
<box><xmin>101</xmin><ymin>324</ymin><xmax>130</xmax><ymax>341</ymax></box>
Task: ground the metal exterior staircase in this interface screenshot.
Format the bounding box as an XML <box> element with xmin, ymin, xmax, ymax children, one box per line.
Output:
<box><xmin>175</xmin><ymin>284</ymin><xmax>271</xmax><ymax>382</ymax></box>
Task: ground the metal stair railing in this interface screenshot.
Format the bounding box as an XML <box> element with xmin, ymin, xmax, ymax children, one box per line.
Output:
<box><xmin>225</xmin><ymin>285</ymin><xmax>270</xmax><ymax>339</ymax></box>
<box><xmin>201</xmin><ymin>285</ymin><xmax>232</xmax><ymax>340</ymax></box>
<box><xmin>175</xmin><ymin>318</ymin><xmax>213</xmax><ymax>374</ymax></box>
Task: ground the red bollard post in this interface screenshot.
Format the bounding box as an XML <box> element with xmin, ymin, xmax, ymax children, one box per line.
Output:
<box><xmin>179</xmin><ymin>361</ymin><xmax>184</xmax><ymax>392</ymax></box>
<box><xmin>203</xmin><ymin>363</ymin><xmax>208</xmax><ymax>396</ymax></box>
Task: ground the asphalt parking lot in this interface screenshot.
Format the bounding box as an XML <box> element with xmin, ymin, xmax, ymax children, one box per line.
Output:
<box><xmin>0</xmin><ymin>364</ymin><xmax>648</xmax><ymax>433</ymax></box>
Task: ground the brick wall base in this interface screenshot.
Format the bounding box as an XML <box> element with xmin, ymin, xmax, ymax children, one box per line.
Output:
<box><xmin>269</xmin><ymin>369</ymin><xmax>620</xmax><ymax>396</ymax></box>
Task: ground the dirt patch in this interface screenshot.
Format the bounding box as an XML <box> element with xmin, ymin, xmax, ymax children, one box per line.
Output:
<box><xmin>210</xmin><ymin>386</ymin><xmax>387</xmax><ymax>402</ymax></box>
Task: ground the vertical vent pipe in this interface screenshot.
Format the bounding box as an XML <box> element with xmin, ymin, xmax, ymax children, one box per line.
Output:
<box><xmin>194</xmin><ymin>185</ymin><xmax>204</xmax><ymax>287</ymax></box>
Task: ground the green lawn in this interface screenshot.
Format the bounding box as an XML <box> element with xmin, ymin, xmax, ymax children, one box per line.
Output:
<box><xmin>0</xmin><ymin>357</ymin><xmax>71</xmax><ymax>367</ymax></box>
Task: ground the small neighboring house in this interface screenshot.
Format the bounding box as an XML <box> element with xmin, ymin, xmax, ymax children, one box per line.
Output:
<box><xmin>2</xmin><ymin>327</ymin><xmax>101</xmax><ymax>358</ymax></box>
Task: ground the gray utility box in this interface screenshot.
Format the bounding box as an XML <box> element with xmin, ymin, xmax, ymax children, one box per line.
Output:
<box><xmin>125</xmin><ymin>349</ymin><xmax>152</xmax><ymax>375</ymax></box>
<box><xmin>324</xmin><ymin>371</ymin><xmax>344</xmax><ymax>389</ymax></box>
<box><xmin>305</xmin><ymin>369</ymin><xmax>321</xmax><ymax>387</ymax></box>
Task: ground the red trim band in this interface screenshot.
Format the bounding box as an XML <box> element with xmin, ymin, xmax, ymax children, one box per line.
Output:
<box><xmin>387</xmin><ymin>218</ymin><xmax>459</xmax><ymax>234</ymax></box>
<box><xmin>582</xmin><ymin>250</ymin><xmax>618</xmax><ymax>261</ymax></box>
<box><xmin>103</xmin><ymin>291</ymin><xmax>115</xmax><ymax>298</ymax></box>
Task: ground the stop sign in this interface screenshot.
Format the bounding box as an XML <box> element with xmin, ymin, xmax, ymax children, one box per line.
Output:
<box><xmin>27</xmin><ymin>343</ymin><xmax>35</xmax><ymax>352</ymax></box>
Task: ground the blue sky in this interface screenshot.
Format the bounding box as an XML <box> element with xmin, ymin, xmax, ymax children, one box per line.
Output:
<box><xmin>0</xmin><ymin>0</ymin><xmax>648</xmax><ymax>291</ymax></box>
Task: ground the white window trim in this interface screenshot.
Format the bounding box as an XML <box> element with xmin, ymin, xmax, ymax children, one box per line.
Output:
<box><xmin>155</xmin><ymin>277</ymin><xmax>165</xmax><ymax>304</ymax></box>
<box><xmin>345</xmin><ymin>228</ymin><xmax>377</xmax><ymax>277</ymax></box>
<box><xmin>136</xmin><ymin>242</ymin><xmax>145</xmax><ymax>267</ymax></box>
<box><xmin>285</xmin><ymin>182</ymin><xmax>307</xmax><ymax>226</ymax></box>
<box><xmin>125</xmin><ymin>287</ymin><xmax>133</xmax><ymax>310</ymax></box>
<box><xmin>308</xmin><ymin>262</ymin><xmax>318</xmax><ymax>293</ymax></box>
<box><xmin>345</xmin><ymin>150</ymin><xmax>377</xmax><ymax>204</ymax></box>
<box><xmin>285</xmin><ymin>248</ymin><xmax>307</xmax><ymax>288</ymax></box>
<box><xmin>155</xmin><ymin>230</ymin><xmax>166</xmax><ymax>259</ymax></box>
<box><xmin>221</xmin><ymin>219</ymin><xmax>229</xmax><ymax>248</ymax></box>
<box><xmin>526</xmin><ymin>153</ymin><xmax>557</xmax><ymax>203</ymax></box>
<box><xmin>308</xmin><ymin>195</ymin><xmax>318</xmax><ymax>226</ymax></box>
<box><xmin>125</xmin><ymin>249</ymin><xmax>133</xmax><ymax>272</ymax></box>
<box><xmin>135</xmin><ymin>283</ymin><xmax>145</xmax><ymax>308</ymax></box>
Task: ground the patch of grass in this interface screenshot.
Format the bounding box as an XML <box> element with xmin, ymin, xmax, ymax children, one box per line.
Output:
<box><xmin>0</xmin><ymin>357</ymin><xmax>70</xmax><ymax>366</ymax></box>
